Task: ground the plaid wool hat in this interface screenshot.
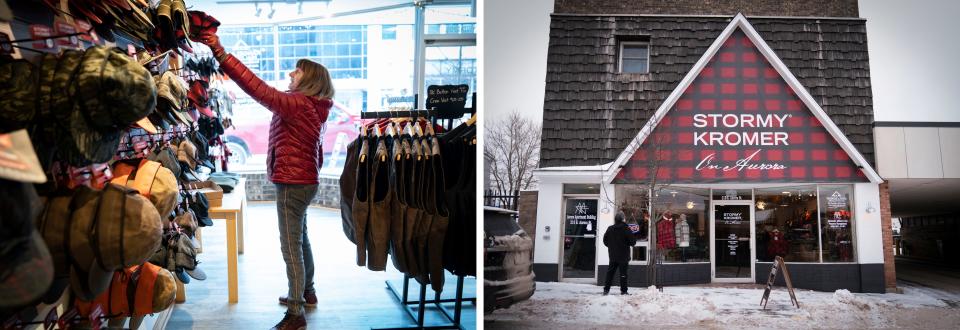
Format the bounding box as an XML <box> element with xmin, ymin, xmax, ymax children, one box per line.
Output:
<box><xmin>0</xmin><ymin>58</ymin><xmax>39</xmax><ymax>134</ymax></box>
<box><xmin>187</xmin><ymin>10</ymin><xmax>220</xmax><ymax>41</ymax></box>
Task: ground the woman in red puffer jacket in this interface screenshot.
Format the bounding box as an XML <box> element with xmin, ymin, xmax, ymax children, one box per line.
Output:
<box><xmin>195</xmin><ymin>28</ymin><xmax>330</xmax><ymax>330</ymax></box>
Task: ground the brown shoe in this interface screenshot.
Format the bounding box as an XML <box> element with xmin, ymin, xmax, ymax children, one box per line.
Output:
<box><xmin>278</xmin><ymin>291</ymin><xmax>318</xmax><ymax>307</ymax></box>
<box><xmin>271</xmin><ymin>313</ymin><xmax>306</xmax><ymax>330</ymax></box>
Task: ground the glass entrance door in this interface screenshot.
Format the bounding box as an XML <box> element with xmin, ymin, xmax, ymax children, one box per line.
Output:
<box><xmin>712</xmin><ymin>204</ymin><xmax>753</xmax><ymax>281</ymax></box>
<box><xmin>561</xmin><ymin>198</ymin><xmax>598</xmax><ymax>281</ymax></box>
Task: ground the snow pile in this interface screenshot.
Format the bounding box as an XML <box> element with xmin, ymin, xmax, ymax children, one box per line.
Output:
<box><xmin>489</xmin><ymin>282</ymin><xmax>960</xmax><ymax>329</ymax></box>
<box><xmin>492</xmin><ymin>233</ymin><xmax>533</xmax><ymax>248</ymax></box>
<box><xmin>508</xmin><ymin>283</ymin><xmax>718</xmax><ymax>326</ymax></box>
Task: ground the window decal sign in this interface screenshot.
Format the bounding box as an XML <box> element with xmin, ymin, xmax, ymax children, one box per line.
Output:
<box><xmin>565</xmin><ymin>199</ymin><xmax>598</xmax><ymax>236</ymax></box>
<box><xmin>613</xmin><ymin>29</ymin><xmax>868</xmax><ymax>183</ymax></box>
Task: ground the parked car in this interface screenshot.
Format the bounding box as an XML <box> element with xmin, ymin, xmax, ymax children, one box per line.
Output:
<box><xmin>484</xmin><ymin>206</ymin><xmax>535</xmax><ymax>313</ymax></box>
<box><xmin>225</xmin><ymin>100</ymin><xmax>360</xmax><ymax>167</ymax></box>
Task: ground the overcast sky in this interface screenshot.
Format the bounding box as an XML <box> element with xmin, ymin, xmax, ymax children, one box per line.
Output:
<box><xmin>483</xmin><ymin>0</ymin><xmax>960</xmax><ymax>124</ymax></box>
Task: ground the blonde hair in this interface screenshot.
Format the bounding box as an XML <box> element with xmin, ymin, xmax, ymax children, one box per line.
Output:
<box><xmin>293</xmin><ymin>59</ymin><xmax>335</xmax><ymax>99</ymax></box>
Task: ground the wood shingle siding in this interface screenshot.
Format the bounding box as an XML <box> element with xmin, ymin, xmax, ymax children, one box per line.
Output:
<box><xmin>539</xmin><ymin>16</ymin><xmax>875</xmax><ymax>168</ymax></box>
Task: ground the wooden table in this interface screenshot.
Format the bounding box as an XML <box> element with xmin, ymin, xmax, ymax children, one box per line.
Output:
<box><xmin>205</xmin><ymin>178</ymin><xmax>247</xmax><ymax>303</ymax></box>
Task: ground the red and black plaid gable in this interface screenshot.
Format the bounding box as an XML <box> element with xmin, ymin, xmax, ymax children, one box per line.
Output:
<box><xmin>613</xmin><ymin>29</ymin><xmax>867</xmax><ymax>184</ymax></box>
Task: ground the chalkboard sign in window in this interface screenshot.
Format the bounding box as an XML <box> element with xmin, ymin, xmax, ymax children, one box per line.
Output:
<box><xmin>426</xmin><ymin>84</ymin><xmax>469</xmax><ymax>114</ymax></box>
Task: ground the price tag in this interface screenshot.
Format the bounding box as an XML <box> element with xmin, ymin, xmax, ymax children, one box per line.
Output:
<box><xmin>425</xmin><ymin>84</ymin><xmax>470</xmax><ymax>115</ymax></box>
<box><xmin>75</xmin><ymin>19</ymin><xmax>97</xmax><ymax>42</ymax></box>
<box><xmin>30</xmin><ymin>25</ymin><xmax>56</xmax><ymax>49</ymax></box>
<box><xmin>54</xmin><ymin>21</ymin><xmax>78</xmax><ymax>46</ymax></box>
<box><xmin>88</xmin><ymin>303</ymin><xmax>103</xmax><ymax>330</ymax></box>
<box><xmin>134</xmin><ymin>140</ymin><xmax>148</xmax><ymax>154</ymax></box>
<box><xmin>92</xmin><ymin>164</ymin><xmax>111</xmax><ymax>189</ymax></box>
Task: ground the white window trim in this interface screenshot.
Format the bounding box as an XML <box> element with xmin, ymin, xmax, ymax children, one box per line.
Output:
<box><xmin>619</xmin><ymin>41</ymin><xmax>650</xmax><ymax>74</ymax></box>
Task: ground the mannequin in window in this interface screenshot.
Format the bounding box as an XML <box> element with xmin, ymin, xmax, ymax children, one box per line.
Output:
<box><xmin>767</xmin><ymin>228</ymin><xmax>788</xmax><ymax>258</ymax></box>
<box><xmin>675</xmin><ymin>214</ymin><xmax>690</xmax><ymax>262</ymax></box>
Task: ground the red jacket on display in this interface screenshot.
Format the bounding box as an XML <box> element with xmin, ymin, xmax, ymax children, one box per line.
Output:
<box><xmin>767</xmin><ymin>230</ymin><xmax>788</xmax><ymax>257</ymax></box>
<box><xmin>219</xmin><ymin>55</ymin><xmax>332</xmax><ymax>184</ymax></box>
<box><xmin>657</xmin><ymin>218</ymin><xmax>676</xmax><ymax>250</ymax></box>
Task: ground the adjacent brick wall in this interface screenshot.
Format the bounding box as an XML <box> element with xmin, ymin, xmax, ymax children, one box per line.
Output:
<box><xmin>241</xmin><ymin>172</ymin><xmax>341</xmax><ymax>209</ymax></box>
<box><xmin>879</xmin><ymin>182</ymin><xmax>897</xmax><ymax>290</ymax></box>
<box><xmin>553</xmin><ymin>0</ymin><xmax>859</xmax><ymax>17</ymax></box>
<box><xmin>518</xmin><ymin>191</ymin><xmax>539</xmax><ymax>252</ymax></box>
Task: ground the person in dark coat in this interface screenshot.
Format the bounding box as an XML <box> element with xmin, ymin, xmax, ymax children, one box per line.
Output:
<box><xmin>603</xmin><ymin>212</ymin><xmax>638</xmax><ymax>295</ymax></box>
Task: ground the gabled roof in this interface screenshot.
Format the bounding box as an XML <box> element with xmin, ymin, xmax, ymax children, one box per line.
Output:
<box><xmin>539</xmin><ymin>15</ymin><xmax>875</xmax><ymax>169</ymax></box>
<box><xmin>602</xmin><ymin>13</ymin><xmax>882</xmax><ymax>183</ymax></box>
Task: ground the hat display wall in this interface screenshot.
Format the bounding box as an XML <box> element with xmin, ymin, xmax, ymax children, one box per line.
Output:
<box><xmin>0</xmin><ymin>179</ymin><xmax>53</xmax><ymax>309</ymax></box>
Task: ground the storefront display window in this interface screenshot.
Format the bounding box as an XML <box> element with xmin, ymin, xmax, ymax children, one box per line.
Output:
<box><xmin>819</xmin><ymin>185</ymin><xmax>855</xmax><ymax>262</ymax></box>
<box><xmin>755</xmin><ymin>185</ymin><xmax>819</xmax><ymax>262</ymax></box>
<box><xmin>652</xmin><ymin>187</ymin><xmax>711</xmax><ymax>263</ymax></box>
<box><xmin>614</xmin><ymin>185</ymin><xmax>650</xmax><ymax>262</ymax></box>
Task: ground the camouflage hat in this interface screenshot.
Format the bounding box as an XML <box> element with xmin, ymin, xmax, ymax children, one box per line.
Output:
<box><xmin>73</xmin><ymin>46</ymin><xmax>157</xmax><ymax>130</ymax></box>
<box><xmin>155</xmin><ymin>71</ymin><xmax>192</xmax><ymax>125</ymax></box>
<box><xmin>37</xmin><ymin>51</ymin><xmax>85</xmax><ymax>165</ymax></box>
<box><xmin>0</xmin><ymin>58</ymin><xmax>39</xmax><ymax>134</ymax></box>
<box><xmin>69</xmin><ymin>46</ymin><xmax>157</xmax><ymax>164</ymax></box>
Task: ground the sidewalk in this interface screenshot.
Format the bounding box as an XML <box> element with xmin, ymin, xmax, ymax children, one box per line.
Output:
<box><xmin>485</xmin><ymin>281</ymin><xmax>960</xmax><ymax>329</ymax></box>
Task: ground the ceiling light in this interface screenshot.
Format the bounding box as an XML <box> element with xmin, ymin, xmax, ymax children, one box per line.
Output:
<box><xmin>756</xmin><ymin>201</ymin><xmax>765</xmax><ymax>210</ymax></box>
<box><xmin>298</xmin><ymin>1</ymin><xmax>304</xmax><ymax>15</ymax></box>
<box><xmin>255</xmin><ymin>2</ymin><xmax>262</xmax><ymax>17</ymax></box>
<box><xmin>686</xmin><ymin>201</ymin><xmax>695</xmax><ymax>209</ymax></box>
<box><xmin>268</xmin><ymin>3</ymin><xmax>276</xmax><ymax>19</ymax></box>
<box><xmin>782</xmin><ymin>191</ymin><xmax>790</xmax><ymax>194</ymax></box>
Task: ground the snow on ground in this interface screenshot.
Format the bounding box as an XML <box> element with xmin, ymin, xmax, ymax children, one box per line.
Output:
<box><xmin>486</xmin><ymin>282</ymin><xmax>960</xmax><ymax>329</ymax></box>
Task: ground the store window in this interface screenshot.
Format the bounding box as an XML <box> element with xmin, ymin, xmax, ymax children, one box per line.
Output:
<box><xmin>277</xmin><ymin>25</ymin><xmax>367</xmax><ymax>80</ymax></box>
<box><xmin>819</xmin><ymin>185</ymin><xmax>855</xmax><ymax>262</ymax></box>
<box><xmin>614</xmin><ymin>185</ymin><xmax>650</xmax><ymax>263</ymax></box>
<box><xmin>619</xmin><ymin>42</ymin><xmax>649</xmax><ymax>74</ymax></box>
<box><xmin>755</xmin><ymin>185</ymin><xmax>820</xmax><ymax>262</ymax></box>
<box><xmin>382</xmin><ymin>24</ymin><xmax>397</xmax><ymax>40</ymax></box>
<box><xmin>652</xmin><ymin>187</ymin><xmax>711</xmax><ymax>263</ymax></box>
<box><xmin>563</xmin><ymin>184</ymin><xmax>600</xmax><ymax>195</ymax></box>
